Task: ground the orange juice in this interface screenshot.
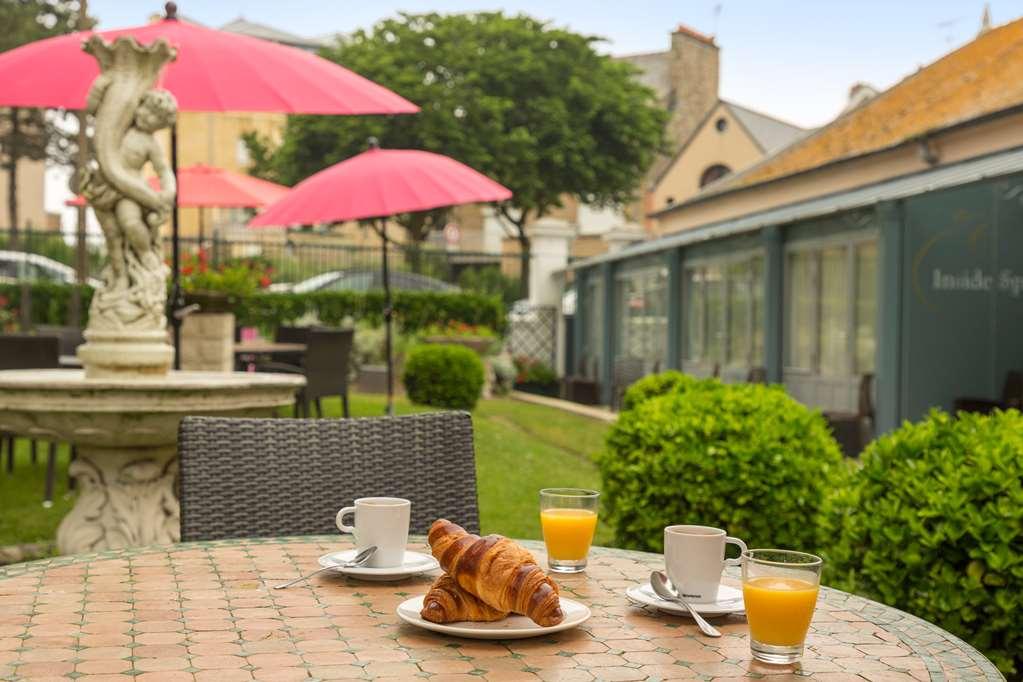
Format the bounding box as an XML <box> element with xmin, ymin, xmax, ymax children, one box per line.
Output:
<box><xmin>743</xmin><ymin>576</ymin><xmax>819</xmax><ymax>646</ymax></box>
<box><xmin>540</xmin><ymin>508</ymin><xmax>598</xmax><ymax>560</ymax></box>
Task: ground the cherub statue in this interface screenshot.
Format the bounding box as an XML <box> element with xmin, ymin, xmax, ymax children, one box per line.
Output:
<box><xmin>80</xmin><ymin>88</ymin><xmax>177</xmax><ymax>288</ymax></box>
<box><xmin>72</xmin><ymin>34</ymin><xmax>178</xmax><ymax>377</ymax></box>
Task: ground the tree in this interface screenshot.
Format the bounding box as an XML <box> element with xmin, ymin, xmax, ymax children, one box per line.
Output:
<box><xmin>249</xmin><ymin>12</ymin><xmax>667</xmax><ymax>297</ymax></box>
<box><xmin>0</xmin><ymin>0</ymin><xmax>82</xmax><ymax>249</ymax></box>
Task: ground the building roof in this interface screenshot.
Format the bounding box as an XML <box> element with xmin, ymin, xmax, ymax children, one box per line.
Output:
<box><xmin>691</xmin><ymin>17</ymin><xmax>1023</xmax><ymax>199</ymax></box>
<box><xmin>722</xmin><ymin>101</ymin><xmax>807</xmax><ymax>155</ymax></box>
<box><xmin>615</xmin><ymin>50</ymin><xmax>672</xmax><ymax>103</ymax></box>
<box><xmin>220</xmin><ymin>17</ymin><xmax>327</xmax><ymax>50</ymax></box>
<box><xmin>569</xmin><ymin>143</ymin><xmax>1023</xmax><ymax>271</ymax></box>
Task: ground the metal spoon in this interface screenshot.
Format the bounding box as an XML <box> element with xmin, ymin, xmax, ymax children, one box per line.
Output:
<box><xmin>274</xmin><ymin>546</ymin><xmax>377</xmax><ymax>590</ymax></box>
<box><xmin>650</xmin><ymin>571</ymin><xmax>721</xmax><ymax>638</ymax></box>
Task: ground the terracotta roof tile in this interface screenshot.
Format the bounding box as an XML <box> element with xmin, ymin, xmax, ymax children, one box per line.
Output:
<box><xmin>719</xmin><ymin>17</ymin><xmax>1023</xmax><ymax>192</ymax></box>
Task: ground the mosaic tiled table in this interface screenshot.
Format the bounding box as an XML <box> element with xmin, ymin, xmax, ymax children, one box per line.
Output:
<box><xmin>0</xmin><ymin>537</ymin><xmax>1002</xmax><ymax>681</ymax></box>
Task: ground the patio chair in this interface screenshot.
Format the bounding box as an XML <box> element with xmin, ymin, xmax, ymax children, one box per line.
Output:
<box><xmin>747</xmin><ymin>366</ymin><xmax>768</xmax><ymax>384</ymax></box>
<box><xmin>177</xmin><ymin>411</ymin><xmax>480</xmax><ymax>541</ymax></box>
<box><xmin>33</xmin><ymin>325</ymin><xmax>85</xmax><ymax>356</ymax></box>
<box><xmin>954</xmin><ymin>370</ymin><xmax>1023</xmax><ymax>415</ymax></box>
<box><xmin>564</xmin><ymin>356</ymin><xmax>601</xmax><ymax>405</ymax></box>
<box><xmin>272</xmin><ymin>325</ymin><xmax>311</xmax><ymax>365</ymax></box>
<box><xmin>256</xmin><ymin>327</ymin><xmax>354</xmax><ymax>418</ymax></box>
<box><xmin>0</xmin><ymin>333</ymin><xmax>63</xmax><ymax>505</ymax></box>
<box><xmin>824</xmin><ymin>373</ymin><xmax>875</xmax><ymax>457</ymax></box>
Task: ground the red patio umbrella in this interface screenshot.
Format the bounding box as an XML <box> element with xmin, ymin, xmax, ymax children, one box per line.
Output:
<box><xmin>0</xmin><ymin>2</ymin><xmax>418</xmax><ymax>368</ymax></box>
<box><xmin>67</xmin><ymin>164</ymin><xmax>290</xmax><ymax>242</ymax></box>
<box><xmin>249</xmin><ymin>141</ymin><xmax>513</xmax><ymax>414</ymax></box>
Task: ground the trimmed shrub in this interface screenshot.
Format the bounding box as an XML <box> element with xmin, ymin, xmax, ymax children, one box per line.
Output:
<box><xmin>620</xmin><ymin>370</ymin><xmax>707</xmax><ymax>411</ymax></box>
<box><xmin>599</xmin><ymin>377</ymin><xmax>844</xmax><ymax>553</ymax></box>
<box><xmin>823</xmin><ymin>409</ymin><xmax>1023</xmax><ymax>677</ymax></box>
<box><xmin>403</xmin><ymin>344</ymin><xmax>486</xmax><ymax>411</ymax></box>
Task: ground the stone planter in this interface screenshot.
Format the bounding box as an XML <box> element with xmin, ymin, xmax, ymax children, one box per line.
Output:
<box><xmin>356</xmin><ymin>364</ymin><xmax>390</xmax><ymax>394</ymax></box>
<box><xmin>181</xmin><ymin>312</ymin><xmax>235</xmax><ymax>372</ymax></box>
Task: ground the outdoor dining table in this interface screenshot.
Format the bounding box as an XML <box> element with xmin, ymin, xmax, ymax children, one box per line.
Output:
<box><xmin>233</xmin><ymin>341</ymin><xmax>308</xmax><ymax>356</ymax></box>
<box><xmin>0</xmin><ymin>536</ymin><xmax>1002</xmax><ymax>681</ymax></box>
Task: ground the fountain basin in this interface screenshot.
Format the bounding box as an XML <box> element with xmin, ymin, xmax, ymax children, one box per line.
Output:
<box><xmin>0</xmin><ymin>369</ymin><xmax>305</xmax><ymax>554</ymax></box>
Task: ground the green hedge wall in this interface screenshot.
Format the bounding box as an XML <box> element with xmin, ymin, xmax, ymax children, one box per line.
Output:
<box><xmin>0</xmin><ymin>283</ymin><xmax>506</xmax><ymax>334</ymax></box>
<box><xmin>0</xmin><ymin>281</ymin><xmax>94</xmax><ymax>327</ymax></box>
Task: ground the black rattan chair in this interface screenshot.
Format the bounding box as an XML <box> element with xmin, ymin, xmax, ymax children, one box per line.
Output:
<box><xmin>177</xmin><ymin>411</ymin><xmax>480</xmax><ymax>541</ymax></box>
<box><xmin>0</xmin><ymin>333</ymin><xmax>63</xmax><ymax>505</ymax></box>
<box><xmin>256</xmin><ymin>328</ymin><xmax>353</xmax><ymax>418</ymax></box>
<box><xmin>954</xmin><ymin>370</ymin><xmax>1023</xmax><ymax>415</ymax></box>
<box><xmin>34</xmin><ymin>325</ymin><xmax>85</xmax><ymax>356</ymax></box>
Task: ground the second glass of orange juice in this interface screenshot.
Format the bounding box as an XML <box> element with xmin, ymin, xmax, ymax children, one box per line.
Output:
<box><xmin>742</xmin><ymin>549</ymin><xmax>823</xmax><ymax>664</ymax></box>
<box><xmin>539</xmin><ymin>488</ymin><xmax>599</xmax><ymax>573</ymax></box>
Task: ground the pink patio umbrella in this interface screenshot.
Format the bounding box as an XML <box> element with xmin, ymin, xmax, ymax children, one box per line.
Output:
<box><xmin>0</xmin><ymin>2</ymin><xmax>418</xmax><ymax>367</ymax></box>
<box><xmin>249</xmin><ymin>140</ymin><xmax>513</xmax><ymax>414</ymax></box>
<box><xmin>66</xmin><ymin>164</ymin><xmax>289</xmax><ymax>242</ymax></box>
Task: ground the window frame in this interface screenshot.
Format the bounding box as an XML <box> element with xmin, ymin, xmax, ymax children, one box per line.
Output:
<box><xmin>682</xmin><ymin>248</ymin><xmax>764</xmax><ymax>370</ymax></box>
<box><xmin>783</xmin><ymin>231</ymin><xmax>879</xmax><ymax>377</ymax></box>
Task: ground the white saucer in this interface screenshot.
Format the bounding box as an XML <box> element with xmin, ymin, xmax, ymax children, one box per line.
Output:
<box><xmin>626</xmin><ymin>581</ymin><xmax>745</xmax><ymax>617</ymax></box>
<box><xmin>317</xmin><ymin>549</ymin><xmax>440</xmax><ymax>582</ymax></box>
<box><xmin>396</xmin><ymin>595</ymin><xmax>591</xmax><ymax>639</ymax></box>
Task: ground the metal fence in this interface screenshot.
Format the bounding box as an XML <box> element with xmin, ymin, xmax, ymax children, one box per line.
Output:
<box><xmin>0</xmin><ymin>227</ymin><xmax>522</xmax><ymax>302</ymax></box>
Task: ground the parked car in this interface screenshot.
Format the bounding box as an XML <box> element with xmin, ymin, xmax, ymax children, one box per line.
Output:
<box><xmin>271</xmin><ymin>268</ymin><xmax>459</xmax><ymax>294</ymax></box>
<box><xmin>0</xmin><ymin>251</ymin><xmax>103</xmax><ymax>289</ymax></box>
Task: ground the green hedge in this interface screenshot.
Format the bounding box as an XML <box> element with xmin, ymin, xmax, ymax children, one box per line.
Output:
<box><xmin>0</xmin><ymin>281</ymin><xmax>94</xmax><ymax>327</ymax></box>
<box><xmin>0</xmin><ymin>283</ymin><xmax>505</xmax><ymax>335</ymax></box>
<box><xmin>823</xmin><ymin>409</ymin><xmax>1023</xmax><ymax>677</ymax></box>
<box><xmin>231</xmin><ymin>290</ymin><xmax>504</xmax><ymax>335</ymax></box>
<box><xmin>403</xmin><ymin>344</ymin><xmax>485</xmax><ymax>411</ymax></box>
<box><xmin>599</xmin><ymin>375</ymin><xmax>844</xmax><ymax>553</ymax></box>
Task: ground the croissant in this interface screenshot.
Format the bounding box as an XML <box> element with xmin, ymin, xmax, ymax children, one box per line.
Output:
<box><xmin>427</xmin><ymin>519</ymin><xmax>564</xmax><ymax>626</ymax></box>
<box><xmin>421</xmin><ymin>574</ymin><xmax>509</xmax><ymax>623</ymax></box>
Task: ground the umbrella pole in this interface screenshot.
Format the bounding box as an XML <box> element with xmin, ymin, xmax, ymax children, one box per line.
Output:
<box><xmin>379</xmin><ymin>218</ymin><xmax>395</xmax><ymax>417</ymax></box>
<box><xmin>170</xmin><ymin>121</ymin><xmax>183</xmax><ymax>370</ymax></box>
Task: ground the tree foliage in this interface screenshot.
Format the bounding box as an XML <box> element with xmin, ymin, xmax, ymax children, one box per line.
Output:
<box><xmin>0</xmin><ymin>0</ymin><xmax>85</xmax><ymax>244</ymax></box>
<box><xmin>248</xmin><ymin>12</ymin><xmax>667</xmax><ymax>295</ymax></box>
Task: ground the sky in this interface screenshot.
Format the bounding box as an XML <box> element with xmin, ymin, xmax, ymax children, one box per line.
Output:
<box><xmin>83</xmin><ymin>0</ymin><xmax>1023</xmax><ymax>129</ymax></box>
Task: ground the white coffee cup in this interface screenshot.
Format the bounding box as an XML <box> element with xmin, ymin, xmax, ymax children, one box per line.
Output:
<box><xmin>335</xmin><ymin>497</ymin><xmax>411</xmax><ymax>568</ymax></box>
<box><xmin>664</xmin><ymin>525</ymin><xmax>747</xmax><ymax>603</ymax></box>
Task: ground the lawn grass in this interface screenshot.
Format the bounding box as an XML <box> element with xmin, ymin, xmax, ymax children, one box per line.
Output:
<box><xmin>0</xmin><ymin>393</ymin><xmax>613</xmax><ymax>553</ymax></box>
<box><xmin>0</xmin><ymin>441</ymin><xmax>76</xmax><ymax>548</ymax></box>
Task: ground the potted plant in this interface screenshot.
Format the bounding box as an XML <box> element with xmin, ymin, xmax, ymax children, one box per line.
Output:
<box><xmin>513</xmin><ymin>356</ymin><xmax>560</xmax><ymax>397</ymax></box>
<box><xmin>179</xmin><ymin>250</ymin><xmax>272</xmax><ymax>312</ymax></box>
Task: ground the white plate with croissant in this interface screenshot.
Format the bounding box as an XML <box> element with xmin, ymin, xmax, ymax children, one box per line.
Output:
<box><xmin>395</xmin><ymin>519</ymin><xmax>592</xmax><ymax>639</ymax></box>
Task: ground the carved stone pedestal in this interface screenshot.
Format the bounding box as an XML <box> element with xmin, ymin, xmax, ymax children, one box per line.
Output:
<box><xmin>0</xmin><ymin>369</ymin><xmax>305</xmax><ymax>555</ymax></box>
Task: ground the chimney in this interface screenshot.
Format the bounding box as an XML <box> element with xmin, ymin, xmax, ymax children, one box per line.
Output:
<box><xmin>666</xmin><ymin>24</ymin><xmax>720</xmax><ymax>148</ymax></box>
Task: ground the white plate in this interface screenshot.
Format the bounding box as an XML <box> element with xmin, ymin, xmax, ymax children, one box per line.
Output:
<box><xmin>626</xmin><ymin>581</ymin><xmax>745</xmax><ymax>617</ymax></box>
<box><xmin>317</xmin><ymin>550</ymin><xmax>440</xmax><ymax>582</ymax></box>
<box><xmin>396</xmin><ymin>595</ymin><xmax>591</xmax><ymax>639</ymax></box>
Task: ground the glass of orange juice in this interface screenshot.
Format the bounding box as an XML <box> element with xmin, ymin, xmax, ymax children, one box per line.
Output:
<box><xmin>539</xmin><ymin>488</ymin><xmax>599</xmax><ymax>573</ymax></box>
<box><xmin>742</xmin><ymin>549</ymin><xmax>823</xmax><ymax>664</ymax></box>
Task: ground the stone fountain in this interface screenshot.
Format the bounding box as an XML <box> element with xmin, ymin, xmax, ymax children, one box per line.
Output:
<box><xmin>0</xmin><ymin>35</ymin><xmax>304</xmax><ymax>554</ymax></box>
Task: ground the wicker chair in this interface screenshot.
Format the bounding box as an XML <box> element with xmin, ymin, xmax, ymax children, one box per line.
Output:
<box><xmin>0</xmin><ymin>334</ymin><xmax>62</xmax><ymax>505</ymax></box>
<box><xmin>256</xmin><ymin>327</ymin><xmax>354</xmax><ymax>418</ymax></box>
<box><xmin>177</xmin><ymin>411</ymin><xmax>480</xmax><ymax>541</ymax></box>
